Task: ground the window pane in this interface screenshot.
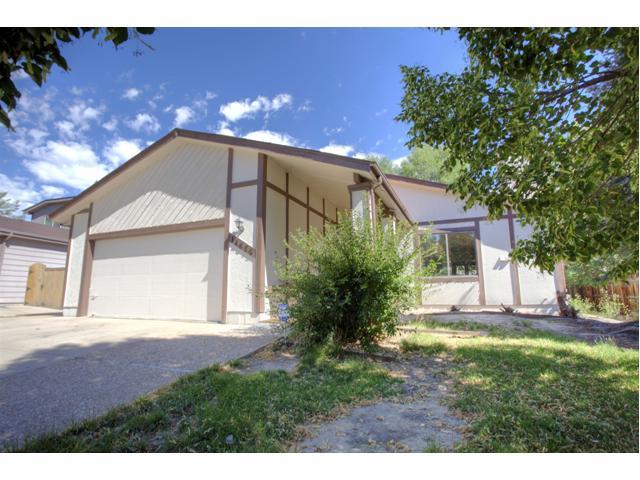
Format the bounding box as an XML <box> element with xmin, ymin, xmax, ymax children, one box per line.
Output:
<box><xmin>447</xmin><ymin>232</ymin><xmax>477</xmax><ymax>275</ymax></box>
<box><xmin>421</xmin><ymin>233</ymin><xmax>448</xmax><ymax>275</ymax></box>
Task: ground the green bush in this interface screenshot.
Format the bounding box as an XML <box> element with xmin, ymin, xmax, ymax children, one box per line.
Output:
<box><xmin>567</xmin><ymin>292</ymin><xmax>632</xmax><ymax>320</ymax></box>
<box><xmin>268</xmin><ymin>208</ymin><xmax>427</xmax><ymax>352</ymax></box>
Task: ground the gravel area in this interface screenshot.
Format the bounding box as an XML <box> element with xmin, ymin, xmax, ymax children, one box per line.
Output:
<box><xmin>0</xmin><ymin>311</ymin><xmax>277</xmax><ymax>450</ymax></box>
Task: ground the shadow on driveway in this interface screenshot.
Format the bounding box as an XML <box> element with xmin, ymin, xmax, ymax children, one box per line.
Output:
<box><xmin>0</xmin><ymin>326</ymin><xmax>277</xmax><ymax>450</ymax></box>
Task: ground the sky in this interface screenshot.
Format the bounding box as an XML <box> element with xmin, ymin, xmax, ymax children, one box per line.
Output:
<box><xmin>0</xmin><ymin>28</ymin><xmax>468</xmax><ymax>213</ymax></box>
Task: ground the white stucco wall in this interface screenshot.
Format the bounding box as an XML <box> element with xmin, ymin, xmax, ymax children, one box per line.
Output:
<box><xmin>230</xmin><ymin>186</ymin><xmax>257</xmax><ymax>247</ymax></box>
<box><xmin>63</xmin><ymin>212</ymin><xmax>89</xmax><ymax>316</ymax></box>
<box><xmin>422</xmin><ymin>281</ymin><xmax>480</xmax><ymax>305</ymax></box>
<box><xmin>265</xmin><ymin>189</ymin><xmax>286</xmax><ymax>287</ymax></box>
<box><xmin>390</xmin><ymin>181</ymin><xmax>487</xmax><ymax>222</ymax></box>
<box><xmin>479</xmin><ymin>219</ymin><xmax>514</xmax><ymax>305</ymax></box>
<box><xmin>514</xmin><ymin>221</ymin><xmax>558</xmax><ymax>306</ymax></box>
<box><xmin>91</xmin><ymin>140</ymin><xmax>227</xmax><ymax>235</ymax></box>
<box><xmin>233</xmin><ymin>148</ymin><xmax>258</xmax><ymax>183</ymax></box>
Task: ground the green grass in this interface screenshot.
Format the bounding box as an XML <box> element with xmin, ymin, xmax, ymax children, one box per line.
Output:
<box><xmin>16</xmin><ymin>354</ymin><xmax>399</xmax><ymax>452</ymax></box>
<box><xmin>401</xmin><ymin>326</ymin><xmax>639</xmax><ymax>452</ymax></box>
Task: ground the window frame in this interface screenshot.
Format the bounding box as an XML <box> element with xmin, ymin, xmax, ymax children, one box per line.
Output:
<box><xmin>419</xmin><ymin>226</ymin><xmax>480</xmax><ymax>282</ymax></box>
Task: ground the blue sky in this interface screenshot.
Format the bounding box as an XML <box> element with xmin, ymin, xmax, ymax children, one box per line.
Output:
<box><xmin>0</xmin><ymin>28</ymin><xmax>467</xmax><ymax>212</ymax></box>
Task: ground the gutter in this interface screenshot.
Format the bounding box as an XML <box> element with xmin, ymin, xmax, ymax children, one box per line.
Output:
<box><xmin>369</xmin><ymin>164</ymin><xmax>414</xmax><ymax>223</ymax></box>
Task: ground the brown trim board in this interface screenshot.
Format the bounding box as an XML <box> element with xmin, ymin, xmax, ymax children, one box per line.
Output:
<box><xmin>231</xmin><ymin>179</ymin><xmax>258</xmax><ymax>189</ymax></box>
<box><xmin>77</xmin><ymin>203</ymin><xmax>94</xmax><ymax>316</ymax></box>
<box><xmin>265</xmin><ymin>181</ymin><xmax>332</xmax><ymax>223</ymax></box>
<box><xmin>254</xmin><ymin>153</ymin><xmax>267</xmax><ymax>314</ymax></box>
<box><xmin>221</xmin><ymin>147</ymin><xmax>234</xmax><ymax>322</ymax></box>
<box><xmin>88</xmin><ymin>219</ymin><xmax>225</xmax><ymax>241</ymax></box>
<box><xmin>285</xmin><ymin>173</ymin><xmax>289</xmax><ymax>259</ymax></box>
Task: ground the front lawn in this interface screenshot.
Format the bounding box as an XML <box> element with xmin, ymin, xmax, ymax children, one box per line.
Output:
<box><xmin>16</xmin><ymin>352</ymin><xmax>399</xmax><ymax>452</ymax></box>
<box><xmin>400</xmin><ymin>321</ymin><xmax>639</xmax><ymax>452</ymax></box>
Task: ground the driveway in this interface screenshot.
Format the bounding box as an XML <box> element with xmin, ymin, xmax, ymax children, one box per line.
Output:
<box><xmin>0</xmin><ymin>306</ymin><xmax>277</xmax><ymax>450</ymax></box>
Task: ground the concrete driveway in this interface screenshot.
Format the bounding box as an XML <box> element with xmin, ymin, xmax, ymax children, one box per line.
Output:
<box><xmin>0</xmin><ymin>306</ymin><xmax>277</xmax><ymax>450</ymax></box>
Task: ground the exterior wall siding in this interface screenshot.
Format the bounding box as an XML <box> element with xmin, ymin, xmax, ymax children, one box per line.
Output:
<box><xmin>90</xmin><ymin>140</ymin><xmax>227</xmax><ymax>235</ymax></box>
<box><xmin>0</xmin><ymin>239</ymin><xmax>66</xmax><ymax>303</ymax></box>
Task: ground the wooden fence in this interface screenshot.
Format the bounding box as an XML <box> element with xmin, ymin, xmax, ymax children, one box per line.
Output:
<box><xmin>567</xmin><ymin>277</ymin><xmax>639</xmax><ymax>315</ymax></box>
<box><xmin>24</xmin><ymin>263</ymin><xmax>65</xmax><ymax>309</ymax></box>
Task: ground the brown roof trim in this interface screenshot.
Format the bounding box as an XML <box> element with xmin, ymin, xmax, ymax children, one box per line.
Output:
<box><xmin>23</xmin><ymin>196</ymin><xmax>74</xmax><ymax>214</ymax></box>
<box><xmin>176</xmin><ymin>129</ymin><xmax>373</xmax><ymax>172</ymax></box>
<box><xmin>50</xmin><ymin>130</ymin><xmax>180</xmax><ymax>221</ymax></box>
<box><xmin>0</xmin><ymin>215</ymin><xmax>69</xmax><ymax>244</ymax></box>
<box><xmin>386</xmin><ymin>173</ymin><xmax>448</xmax><ymax>190</ymax></box>
<box><xmin>50</xmin><ymin>128</ymin><xmax>415</xmax><ymax>225</ymax></box>
<box><xmin>369</xmin><ymin>165</ymin><xmax>413</xmax><ymax>222</ymax></box>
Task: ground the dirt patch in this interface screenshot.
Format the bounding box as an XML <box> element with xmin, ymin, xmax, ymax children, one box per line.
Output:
<box><xmin>403</xmin><ymin>312</ymin><xmax>639</xmax><ymax>349</ymax></box>
<box><xmin>296</xmin><ymin>354</ymin><xmax>467</xmax><ymax>453</ymax></box>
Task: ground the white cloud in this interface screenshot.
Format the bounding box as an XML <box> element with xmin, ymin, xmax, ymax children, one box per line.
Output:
<box><xmin>205</xmin><ymin>91</ymin><xmax>217</xmax><ymax>100</ymax></box>
<box><xmin>244</xmin><ymin>130</ymin><xmax>297</xmax><ymax>146</ymax></box>
<box><xmin>102</xmin><ymin>117</ymin><xmax>118</xmax><ymax>132</ymax></box>
<box><xmin>323</xmin><ymin>126</ymin><xmax>344</xmax><ymax>136</ymax></box>
<box><xmin>375</xmin><ymin>108</ymin><xmax>388</xmax><ymax>117</ymax></box>
<box><xmin>23</xmin><ymin>140</ymin><xmax>109</xmax><ymax>190</ymax></box>
<box><xmin>297</xmin><ymin>100</ymin><xmax>313</xmax><ymax>112</ymax></box>
<box><xmin>0</xmin><ymin>174</ymin><xmax>41</xmax><ymax>211</ymax></box>
<box><xmin>103</xmin><ymin>138</ymin><xmax>144</xmax><ymax>167</ymax></box>
<box><xmin>392</xmin><ymin>156</ymin><xmax>408</xmax><ymax>167</ymax></box>
<box><xmin>55</xmin><ymin>120</ymin><xmax>77</xmax><ymax>139</ymax></box>
<box><xmin>10</xmin><ymin>69</ymin><xmax>30</xmax><ymax>81</ymax></box>
<box><xmin>219</xmin><ymin>93</ymin><xmax>293</xmax><ymax>122</ymax></box>
<box><xmin>319</xmin><ymin>143</ymin><xmax>354</xmax><ymax>156</ymax></box>
<box><xmin>68</xmin><ymin>102</ymin><xmax>104</xmax><ymax>130</ymax></box>
<box><xmin>122</xmin><ymin>88</ymin><xmax>141</xmax><ymax>100</ymax></box>
<box><xmin>215</xmin><ymin>121</ymin><xmax>236</xmax><ymax>137</ymax></box>
<box><xmin>126</xmin><ymin>113</ymin><xmax>160</xmax><ymax>133</ymax></box>
<box><xmin>174</xmin><ymin>106</ymin><xmax>195</xmax><ymax>128</ymax></box>
<box><xmin>41</xmin><ymin>185</ymin><xmax>67</xmax><ymax>198</ymax></box>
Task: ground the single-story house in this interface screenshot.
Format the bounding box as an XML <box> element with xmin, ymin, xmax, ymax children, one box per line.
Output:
<box><xmin>51</xmin><ymin>129</ymin><xmax>565</xmax><ymax>322</ymax></box>
<box><xmin>0</xmin><ymin>214</ymin><xmax>69</xmax><ymax>303</ymax></box>
<box><xmin>24</xmin><ymin>196</ymin><xmax>75</xmax><ymax>227</ymax></box>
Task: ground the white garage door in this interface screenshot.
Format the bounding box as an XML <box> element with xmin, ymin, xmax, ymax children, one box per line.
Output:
<box><xmin>88</xmin><ymin>228</ymin><xmax>224</xmax><ymax>321</ymax></box>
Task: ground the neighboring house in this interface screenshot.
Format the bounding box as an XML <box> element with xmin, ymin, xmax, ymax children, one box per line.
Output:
<box><xmin>0</xmin><ymin>215</ymin><xmax>69</xmax><ymax>304</ymax></box>
<box><xmin>24</xmin><ymin>197</ymin><xmax>74</xmax><ymax>227</ymax></box>
<box><xmin>51</xmin><ymin>129</ymin><xmax>565</xmax><ymax>323</ymax></box>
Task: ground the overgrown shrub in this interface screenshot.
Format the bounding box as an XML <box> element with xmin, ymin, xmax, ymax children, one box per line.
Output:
<box><xmin>268</xmin><ymin>208</ymin><xmax>427</xmax><ymax>352</ymax></box>
<box><xmin>567</xmin><ymin>292</ymin><xmax>632</xmax><ymax>320</ymax></box>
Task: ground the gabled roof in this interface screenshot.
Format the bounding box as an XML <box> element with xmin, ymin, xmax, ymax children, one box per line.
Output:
<box><xmin>386</xmin><ymin>173</ymin><xmax>448</xmax><ymax>190</ymax></box>
<box><xmin>23</xmin><ymin>196</ymin><xmax>74</xmax><ymax>215</ymax></box>
<box><xmin>0</xmin><ymin>215</ymin><xmax>69</xmax><ymax>244</ymax></box>
<box><xmin>51</xmin><ymin>128</ymin><xmax>414</xmax><ymax>223</ymax></box>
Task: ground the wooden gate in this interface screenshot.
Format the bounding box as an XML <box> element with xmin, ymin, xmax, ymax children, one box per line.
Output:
<box><xmin>24</xmin><ymin>263</ymin><xmax>65</xmax><ymax>309</ymax></box>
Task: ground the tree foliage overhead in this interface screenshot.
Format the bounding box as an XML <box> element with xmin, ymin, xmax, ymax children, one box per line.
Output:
<box><xmin>0</xmin><ymin>191</ymin><xmax>20</xmax><ymax>217</ymax></box>
<box><xmin>1</xmin><ymin>27</ymin><xmax>155</xmax><ymax>130</ymax></box>
<box><xmin>397</xmin><ymin>28</ymin><xmax>639</xmax><ymax>280</ymax></box>
<box><xmin>371</xmin><ymin>146</ymin><xmax>461</xmax><ymax>185</ymax></box>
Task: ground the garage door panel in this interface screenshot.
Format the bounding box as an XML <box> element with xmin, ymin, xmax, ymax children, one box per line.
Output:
<box><xmin>89</xmin><ymin>228</ymin><xmax>223</xmax><ymax>321</ymax></box>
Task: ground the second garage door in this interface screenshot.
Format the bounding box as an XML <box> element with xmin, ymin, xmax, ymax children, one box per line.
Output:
<box><xmin>88</xmin><ymin>228</ymin><xmax>224</xmax><ymax>321</ymax></box>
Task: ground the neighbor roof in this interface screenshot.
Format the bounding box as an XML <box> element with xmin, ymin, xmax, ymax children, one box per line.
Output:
<box><xmin>23</xmin><ymin>196</ymin><xmax>74</xmax><ymax>215</ymax></box>
<box><xmin>0</xmin><ymin>215</ymin><xmax>69</xmax><ymax>244</ymax></box>
<box><xmin>51</xmin><ymin>128</ymin><xmax>414</xmax><ymax>223</ymax></box>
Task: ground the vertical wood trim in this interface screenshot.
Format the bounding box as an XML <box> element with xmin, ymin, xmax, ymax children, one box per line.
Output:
<box><xmin>322</xmin><ymin>198</ymin><xmax>326</xmax><ymax>235</ymax></box>
<box><xmin>285</xmin><ymin>172</ymin><xmax>289</xmax><ymax>259</ymax></box>
<box><xmin>306</xmin><ymin>187</ymin><xmax>310</xmax><ymax>234</ymax></box>
<box><xmin>507</xmin><ymin>213</ymin><xmax>522</xmax><ymax>305</ymax></box>
<box><xmin>221</xmin><ymin>148</ymin><xmax>234</xmax><ymax>322</ymax></box>
<box><xmin>254</xmin><ymin>153</ymin><xmax>267</xmax><ymax>314</ymax></box>
<box><xmin>475</xmin><ymin>220</ymin><xmax>486</xmax><ymax>306</ymax></box>
<box><xmin>77</xmin><ymin>203</ymin><xmax>94</xmax><ymax>316</ymax></box>
<box><xmin>60</xmin><ymin>215</ymin><xmax>75</xmax><ymax>309</ymax></box>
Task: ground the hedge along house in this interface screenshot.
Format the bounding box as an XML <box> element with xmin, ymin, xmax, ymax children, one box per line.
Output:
<box><xmin>52</xmin><ymin>129</ymin><xmax>564</xmax><ymax>323</ymax></box>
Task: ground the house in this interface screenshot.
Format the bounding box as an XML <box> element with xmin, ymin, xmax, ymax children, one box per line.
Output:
<box><xmin>0</xmin><ymin>215</ymin><xmax>69</xmax><ymax>303</ymax></box>
<box><xmin>51</xmin><ymin>129</ymin><xmax>565</xmax><ymax>322</ymax></box>
<box><xmin>24</xmin><ymin>196</ymin><xmax>74</xmax><ymax>227</ymax></box>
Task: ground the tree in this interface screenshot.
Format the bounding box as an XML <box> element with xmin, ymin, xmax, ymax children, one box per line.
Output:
<box><xmin>1</xmin><ymin>27</ymin><xmax>155</xmax><ymax>130</ymax></box>
<box><xmin>0</xmin><ymin>192</ymin><xmax>20</xmax><ymax>217</ymax></box>
<box><xmin>396</xmin><ymin>146</ymin><xmax>461</xmax><ymax>185</ymax></box>
<box><xmin>397</xmin><ymin>28</ymin><xmax>639</xmax><ymax>281</ymax></box>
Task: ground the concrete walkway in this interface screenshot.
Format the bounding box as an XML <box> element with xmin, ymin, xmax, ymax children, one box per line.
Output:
<box><xmin>0</xmin><ymin>307</ymin><xmax>277</xmax><ymax>450</ymax></box>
